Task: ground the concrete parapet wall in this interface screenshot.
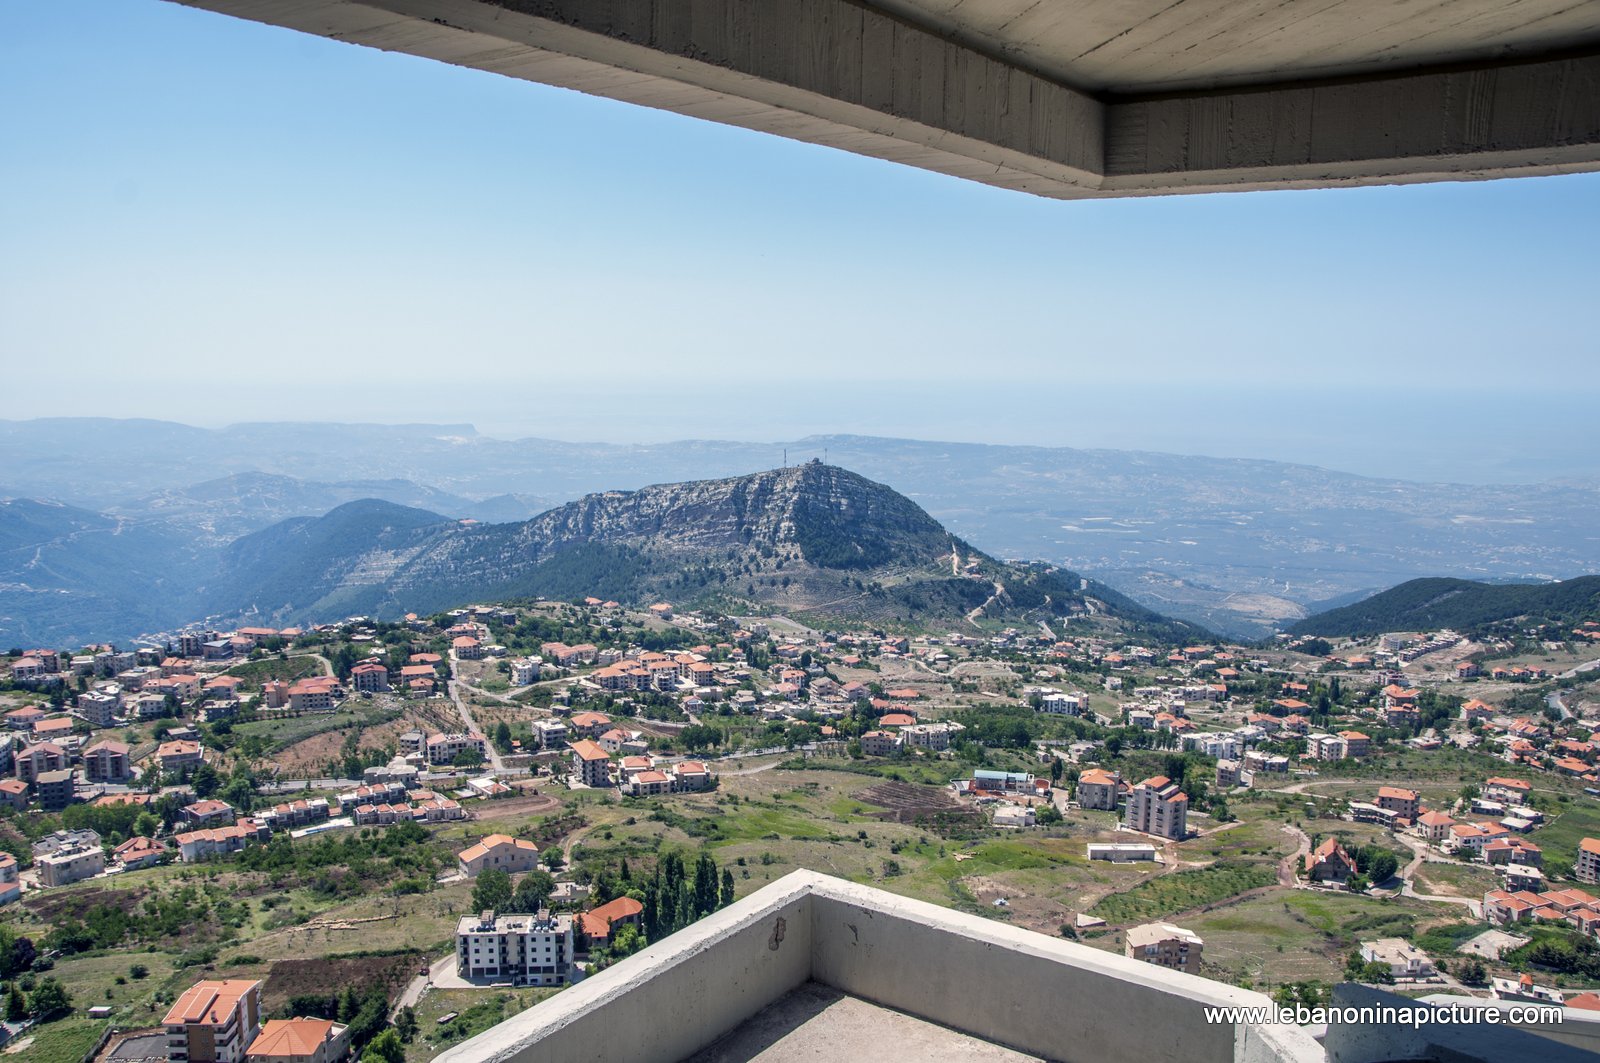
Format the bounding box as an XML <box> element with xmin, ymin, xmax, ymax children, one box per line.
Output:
<box><xmin>807</xmin><ymin>878</ymin><xmax>1312</xmax><ymax>1063</ymax></box>
<box><xmin>436</xmin><ymin>870</ymin><xmax>1325</xmax><ymax>1063</ymax></box>
<box><xmin>436</xmin><ymin>876</ymin><xmax>813</xmax><ymax>1063</ymax></box>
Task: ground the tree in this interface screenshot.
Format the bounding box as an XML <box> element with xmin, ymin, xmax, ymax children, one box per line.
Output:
<box><xmin>493</xmin><ymin>721</ymin><xmax>514</xmax><ymax>754</ymax></box>
<box><xmin>720</xmin><ymin>868</ymin><xmax>735</xmax><ymax>909</ymax></box>
<box><xmin>512</xmin><ymin>870</ymin><xmax>556</xmax><ymax>913</ymax></box>
<box><xmin>610</xmin><ymin>924</ymin><xmax>645</xmax><ymax>959</ymax></box>
<box><xmin>1035</xmin><ymin>804</ymin><xmax>1063</xmax><ymax>826</ymax></box>
<box><xmin>361</xmin><ymin>1029</ymin><xmax>406</xmax><ymax>1063</ymax></box>
<box><xmin>470</xmin><ymin>869</ymin><xmax>513</xmax><ymax>914</ymax></box>
<box><xmin>542</xmin><ymin>848</ymin><xmax>566</xmax><ymax>871</ymax></box>
<box><xmin>1457</xmin><ymin>957</ymin><xmax>1487</xmax><ymax>985</ymax></box>
<box><xmin>4</xmin><ymin>986</ymin><xmax>24</xmax><ymax>1022</ymax></box>
<box><xmin>29</xmin><ymin>977</ymin><xmax>71</xmax><ymax>1020</ymax></box>
<box><xmin>395</xmin><ymin>1006</ymin><xmax>419</xmax><ymax>1043</ymax></box>
<box><xmin>190</xmin><ymin>762</ymin><xmax>220</xmax><ymax>799</ymax></box>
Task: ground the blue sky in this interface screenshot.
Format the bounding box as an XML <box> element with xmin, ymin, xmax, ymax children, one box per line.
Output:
<box><xmin>2</xmin><ymin>0</ymin><xmax>1597</xmax><ymax>484</ymax></box>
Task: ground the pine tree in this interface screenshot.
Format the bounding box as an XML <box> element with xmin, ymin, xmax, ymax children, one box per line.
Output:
<box><xmin>693</xmin><ymin>853</ymin><xmax>719</xmax><ymax>917</ymax></box>
<box><xmin>720</xmin><ymin>868</ymin><xmax>735</xmax><ymax>909</ymax></box>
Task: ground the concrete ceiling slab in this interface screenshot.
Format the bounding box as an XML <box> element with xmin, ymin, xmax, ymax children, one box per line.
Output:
<box><xmin>168</xmin><ymin>0</ymin><xmax>1600</xmax><ymax>198</ymax></box>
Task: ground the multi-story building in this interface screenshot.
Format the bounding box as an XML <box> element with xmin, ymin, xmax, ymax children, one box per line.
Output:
<box><xmin>39</xmin><ymin>842</ymin><xmax>104</xmax><ymax>887</ymax></box>
<box><xmin>349</xmin><ymin>661</ymin><xmax>388</xmax><ymax>693</ymax></box>
<box><xmin>287</xmin><ymin>677</ymin><xmax>340</xmax><ymax>712</ymax></box>
<box><xmin>164</xmin><ymin>979</ymin><xmax>263</xmax><ymax>1063</ymax></box>
<box><xmin>176</xmin><ymin>821</ymin><xmax>266</xmax><ymax>863</ymax></box>
<box><xmin>531</xmin><ymin>720</ymin><xmax>569</xmax><ymax>750</ymax></box>
<box><xmin>673</xmin><ymin>761</ymin><xmax>714</xmax><ymax>792</ymax></box>
<box><xmin>0</xmin><ymin>851</ymin><xmax>20</xmax><ymax>904</ymax></box>
<box><xmin>859</xmin><ymin>730</ymin><xmax>899</xmax><ymax>757</ymax></box>
<box><xmin>1375</xmin><ymin>786</ymin><xmax>1420</xmax><ymax>822</ymax></box>
<box><xmin>15</xmin><ymin>740</ymin><xmax>68</xmax><ymax>783</ymax></box>
<box><xmin>158</xmin><ymin>740</ymin><xmax>205</xmax><ymax>772</ymax></box>
<box><xmin>1338</xmin><ymin>731</ymin><xmax>1371</xmax><ymax>758</ymax></box>
<box><xmin>1576</xmin><ymin>838</ymin><xmax>1600</xmax><ymax>885</ymax></box>
<box><xmin>76</xmin><ymin>689</ymin><xmax>122</xmax><ymax>727</ymax></box>
<box><xmin>570</xmin><ymin>739</ymin><xmax>612</xmax><ymax>787</ymax></box>
<box><xmin>426</xmin><ymin>732</ymin><xmax>488</xmax><ymax>766</ymax></box>
<box><xmin>456</xmin><ymin>910</ymin><xmax>574</xmax><ymax>986</ymax></box>
<box><xmin>457</xmin><ymin>833</ymin><xmax>541</xmax><ymax>877</ymax></box>
<box><xmin>83</xmin><ymin>739</ymin><xmax>133</xmax><ymax>783</ymax></box>
<box><xmin>1124</xmin><ymin>922</ymin><xmax>1203</xmax><ymax>975</ymax></box>
<box><xmin>901</xmin><ymin>722</ymin><xmax>962</xmax><ymax>751</ymax></box>
<box><xmin>1359</xmin><ymin>938</ymin><xmax>1434</xmax><ymax>981</ymax></box>
<box><xmin>35</xmin><ymin>768</ymin><xmax>76</xmax><ymax>811</ymax></box>
<box><xmin>242</xmin><ymin>1018</ymin><xmax>349</xmax><ymax>1063</ymax></box>
<box><xmin>1074</xmin><ymin>768</ymin><xmax>1122</xmax><ymax>811</ymax></box>
<box><xmin>1124</xmin><ymin>776</ymin><xmax>1188</xmax><ymax>840</ymax></box>
<box><xmin>510</xmin><ymin>658</ymin><xmax>541</xmax><ymax>686</ymax></box>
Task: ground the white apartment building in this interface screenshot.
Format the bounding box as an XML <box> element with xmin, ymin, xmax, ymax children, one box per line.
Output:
<box><xmin>457</xmin><ymin>910</ymin><xmax>574</xmax><ymax>986</ymax></box>
<box><xmin>1124</xmin><ymin>776</ymin><xmax>1188</xmax><ymax>840</ymax></box>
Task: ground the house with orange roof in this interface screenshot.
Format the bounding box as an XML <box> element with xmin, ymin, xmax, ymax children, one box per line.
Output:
<box><xmin>672</xmin><ymin>761</ymin><xmax>713</xmax><ymax>792</ymax></box>
<box><xmin>1075</xmin><ymin>768</ymin><xmax>1123</xmax><ymax>812</ymax></box>
<box><xmin>569</xmin><ymin>712</ymin><xmax>613</xmax><ymax>736</ymax></box>
<box><xmin>1575</xmin><ymin>837</ymin><xmax>1600</xmax><ymax>884</ymax></box>
<box><xmin>4</xmin><ymin>705</ymin><xmax>47</xmax><ymax>730</ymax></box>
<box><xmin>574</xmin><ymin>896</ymin><xmax>644</xmax><ymax>948</ymax></box>
<box><xmin>1460</xmin><ymin>699</ymin><xmax>1496</xmax><ymax>722</ymax></box>
<box><xmin>164</xmin><ymin>979</ymin><xmax>262</xmax><ymax>1063</ymax></box>
<box><xmin>114</xmin><ymin>835</ymin><xmax>166</xmax><ymax>870</ymax></box>
<box><xmin>1307</xmin><ymin>838</ymin><xmax>1356</xmax><ymax>884</ymax></box>
<box><xmin>1414</xmin><ymin>809</ymin><xmax>1455</xmax><ymax>845</ymax></box>
<box><xmin>1337</xmin><ymin>731</ymin><xmax>1371</xmax><ymax>758</ymax></box>
<box><xmin>1124</xmin><ymin>776</ymin><xmax>1187</xmax><ymax>840</ymax></box>
<box><xmin>1375</xmin><ymin>786</ymin><xmax>1420</xmax><ymax>822</ymax></box>
<box><xmin>244</xmin><ymin>1017</ymin><xmax>350</xmax><ymax>1063</ymax></box>
<box><xmin>0</xmin><ymin>779</ymin><xmax>28</xmax><ymax>811</ymax></box>
<box><xmin>626</xmin><ymin>769</ymin><xmax>673</xmax><ymax>797</ymax></box>
<box><xmin>83</xmin><ymin>739</ymin><xmax>132</xmax><ymax>783</ymax></box>
<box><xmin>458</xmin><ymin>834</ymin><xmax>540</xmax><ymax>877</ymax></box>
<box><xmin>570</xmin><ymin>739</ymin><xmax>612</xmax><ymax>787</ymax></box>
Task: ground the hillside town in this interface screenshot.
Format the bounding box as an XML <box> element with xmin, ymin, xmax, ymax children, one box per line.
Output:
<box><xmin>3</xmin><ymin>597</ymin><xmax>1600</xmax><ymax>1060</ymax></box>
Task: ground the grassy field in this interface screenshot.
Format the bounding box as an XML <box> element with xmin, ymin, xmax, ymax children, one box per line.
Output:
<box><xmin>1414</xmin><ymin>861</ymin><xmax>1499</xmax><ymax>898</ymax></box>
<box><xmin>233</xmin><ymin>708</ymin><xmax>371</xmax><ymax>749</ymax></box>
<box><xmin>225</xmin><ymin>655</ymin><xmax>328</xmax><ymax>687</ymax></box>
<box><xmin>8</xmin><ymin>1016</ymin><xmax>106</xmax><ymax>1063</ymax></box>
<box><xmin>1525</xmin><ymin>801</ymin><xmax>1600</xmax><ymax>871</ymax></box>
<box><xmin>407</xmin><ymin>987</ymin><xmax>560</xmax><ymax>1061</ymax></box>
<box><xmin>1170</xmin><ymin>890</ymin><xmax>1448</xmax><ymax>987</ymax></box>
<box><xmin>1089</xmin><ymin>863</ymin><xmax>1276</xmax><ymax>925</ymax></box>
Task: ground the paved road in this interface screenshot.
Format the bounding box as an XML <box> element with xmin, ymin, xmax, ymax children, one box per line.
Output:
<box><xmin>1279</xmin><ymin>823</ymin><xmax>1311</xmax><ymax>887</ymax></box>
<box><xmin>1393</xmin><ymin>833</ymin><xmax>1484</xmax><ymax>917</ymax></box>
<box><xmin>392</xmin><ymin>953</ymin><xmax>456</xmax><ymax>1018</ymax></box>
<box><xmin>1549</xmin><ymin>690</ymin><xmax>1572</xmax><ymax>721</ymax></box>
<box><xmin>449</xmin><ymin>652</ymin><xmax>506</xmax><ymax>773</ymax></box>
<box><xmin>1560</xmin><ymin>657</ymin><xmax>1600</xmax><ymax>680</ymax></box>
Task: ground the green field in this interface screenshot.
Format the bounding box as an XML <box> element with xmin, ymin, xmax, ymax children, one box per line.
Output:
<box><xmin>225</xmin><ymin>655</ymin><xmax>329</xmax><ymax>687</ymax></box>
<box><xmin>1089</xmin><ymin>863</ymin><xmax>1276</xmax><ymax>925</ymax></box>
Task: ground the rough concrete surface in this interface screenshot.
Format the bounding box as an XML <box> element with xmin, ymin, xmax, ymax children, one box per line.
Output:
<box><xmin>686</xmin><ymin>982</ymin><xmax>1044</xmax><ymax>1063</ymax></box>
<box><xmin>172</xmin><ymin>0</ymin><xmax>1600</xmax><ymax>199</ymax></box>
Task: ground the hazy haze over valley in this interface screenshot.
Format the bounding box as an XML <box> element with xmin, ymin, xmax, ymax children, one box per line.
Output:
<box><xmin>3</xmin><ymin>418</ymin><xmax>1599</xmax><ymax>644</ymax></box>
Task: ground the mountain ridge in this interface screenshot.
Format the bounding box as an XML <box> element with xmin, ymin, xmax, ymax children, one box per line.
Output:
<box><xmin>1288</xmin><ymin>575</ymin><xmax>1600</xmax><ymax>637</ymax></box>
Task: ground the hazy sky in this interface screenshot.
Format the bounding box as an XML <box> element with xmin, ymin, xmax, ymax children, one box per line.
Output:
<box><xmin>3</xmin><ymin>1</ymin><xmax>1598</xmax><ymax>484</ymax></box>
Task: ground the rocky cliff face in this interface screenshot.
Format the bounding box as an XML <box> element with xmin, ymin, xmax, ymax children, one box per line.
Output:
<box><xmin>502</xmin><ymin>461</ymin><xmax>960</xmax><ymax>563</ymax></box>
<box><xmin>210</xmin><ymin>463</ymin><xmax>1196</xmax><ymax>637</ymax></box>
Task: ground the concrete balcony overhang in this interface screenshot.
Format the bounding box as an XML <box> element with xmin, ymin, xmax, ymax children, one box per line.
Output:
<box><xmin>435</xmin><ymin>869</ymin><xmax>1322</xmax><ymax>1063</ymax></box>
<box><xmin>169</xmin><ymin>0</ymin><xmax>1600</xmax><ymax>199</ymax></box>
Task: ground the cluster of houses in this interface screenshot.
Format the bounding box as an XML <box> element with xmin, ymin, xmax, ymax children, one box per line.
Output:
<box><xmin>161</xmin><ymin>978</ymin><xmax>350</xmax><ymax>1063</ymax></box>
